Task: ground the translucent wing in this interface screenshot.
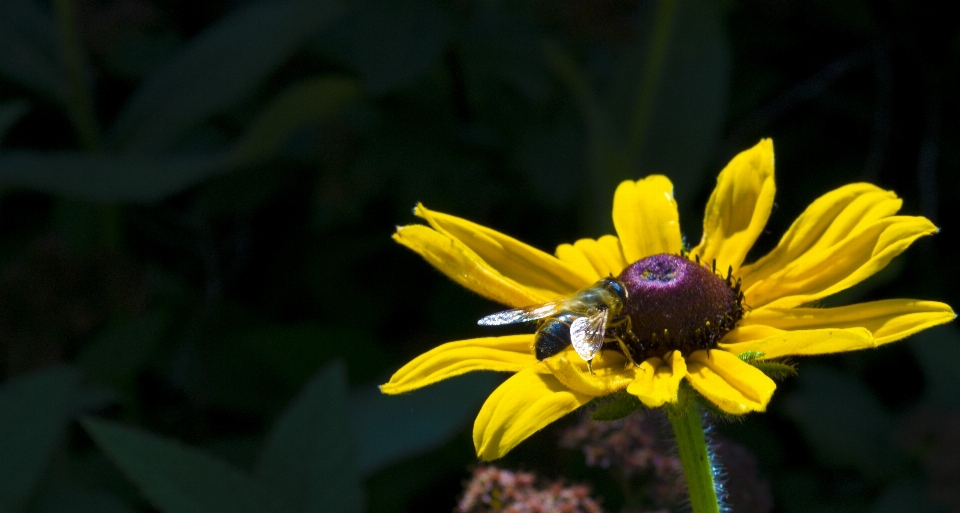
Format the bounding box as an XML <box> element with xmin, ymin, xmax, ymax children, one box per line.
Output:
<box><xmin>477</xmin><ymin>301</ymin><xmax>566</xmax><ymax>326</ymax></box>
<box><xmin>570</xmin><ymin>309</ymin><xmax>608</xmax><ymax>362</ymax></box>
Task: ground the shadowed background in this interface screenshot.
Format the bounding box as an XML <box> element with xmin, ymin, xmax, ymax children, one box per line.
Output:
<box><xmin>1</xmin><ymin>0</ymin><xmax>959</xmax><ymax>512</ymax></box>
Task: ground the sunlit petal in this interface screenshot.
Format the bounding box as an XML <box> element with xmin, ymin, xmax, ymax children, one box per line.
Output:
<box><xmin>741</xmin><ymin>216</ymin><xmax>938</xmax><ymax>308</ymax></box>
<box><xmin>415</xmin><ymin>204</ymin><xmax>594</xmax><ymax>296</ymax></box>
<box><xmin>685</xmin><ymin>350</ymin><xmax>776</xmax><ymax>414</ymax></box>
<box><xmin>473</xmin><ymin>367</ymin><xmax>592</xmax><ymax>461</ymax></box>
<box><xmin>743</xmin><ymin>300</ymin><xmax>956</xmax><ymax>346</ymax></box>
<box><xmin>555</xmin><ymin>235</ymin><xmax>628</xmax><ymax>282</ymax></box>
<box><xmin>719</xmin><ymin>327</ymin><xmax>875</xmax><ymax>359</ymax></box>
<box><xmin>394</xmin><ymin>225</ymin><xmax>556</xmax><ymax>307</ymax></box>
<box><xmin>380</xmin><ymin>335</ymin><xmax>537</xmax><ymax>395</ymax></box>
<box><xmin>543</xmin><ymin>349</ymin><xmax>635</xmax><ymax>396</ymax></box>
<box><xmin>613</xmin><ymin>175</ymin><xmax>682</xmax><ymax>262</ymax></box>
<box><xmin>626</xmin><ymin>351</ymin><xmax>686</xmax><ymax>407</ymax></box>
<box><xmin>691</xmin><ymin>139</ymin><xmax>775</xmax><ymax>273</ymax></box>
<box><xmin>739</xmin><ymin>184</ymin><xmax>901</xmax><ymax>288</ymax></box>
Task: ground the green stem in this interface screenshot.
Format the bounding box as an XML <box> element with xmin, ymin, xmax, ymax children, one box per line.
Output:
<box><xmin>667</xmin><ymin>395</ymin><xmax>721</xmax><ymax>513</ymax></box>
<box><xmin>54</xmin><ymin>0</ymin><xmax>122</xmax><ymax>250</ymax></box>
<box><xmin>625</xmin><ymin>0</ymin><xmax>677</xmax><ymax>164</ymax></box>
<box><xmin>54</xmin><ymin>0</ymin><xmax>102</xmax><ymax>152</ymax></box>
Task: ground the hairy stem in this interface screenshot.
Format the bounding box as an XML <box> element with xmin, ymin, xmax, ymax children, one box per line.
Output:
<box><xmin>666</xmin><ymin>394</ymin><xmax>720</xmax><ymax>513</ymax></box>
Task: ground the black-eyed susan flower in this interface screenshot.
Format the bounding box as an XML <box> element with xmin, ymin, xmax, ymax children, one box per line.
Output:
<box><xmin>380</xmin><ymin>139</ymin><xmax>955</xmax><ymax>462</ymax></box>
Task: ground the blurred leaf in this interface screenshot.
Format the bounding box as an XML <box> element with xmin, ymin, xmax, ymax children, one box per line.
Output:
<box><xmin>205</xmin><ymin>323</ymin><xmax>389</xmax><ymax>413</ymax></box>
<box><xmin>203</xmin><ymin>437</ymin><xmax>261</xmax><ymax>474</ymax></box>
<box><xmin>75</xmin><ymin>314</ymin><xmax>168</xmax><ymax>405</ymax></box>
<box><xmin>0</xmin><ymin>0</ymin><xmax>68</xmax><ymax>103</ymax></box>
<box><xmin>0</xmin><ymin>366</ymin><xmax>81</xmax><ymax>511</ymax></box>
<box><xmin>781</xmin><ymin>365</ymin><xmax>898</xmax><ymax>480</ymax></box>
<box><xmin>365</xmin><ymin>434</ymin><xmax>468</xmax><ymax>513</ymax></box>
<box><xmin>83</xmin><ymin>418</ymin><xmax>277</xmax><ymax>513</ymax></box>
<box><xmin>591</xmin><ymin>391</ymin><xmax>642</xmax><ymax>421</ymax></box>
<box><xmin>228</xmin><ymin>76</ymin><xmax>360</xmax><ymax>167</ymax></box>
<box><xmin>109</xmin><ymin>0</ymin><xmax>346</xmax><ymax>153</ymax></box>
<box><xmin>0</xmin><ymin>151</ymin><xmax>222</xmax><ymax>202</ymax></box>
<box><xmin>72</xmin><ymin>384</ymin><xmax>120</xmax><ymax>414</ymax></box>
<box><xmin>867</xmin><ymin>480</ymin><xmax>940</xmax><ymax>513</ymax></box>
<box><xmin>316</xmin><ymin>0</ymin><xmax>452</xmax><ymax>94</ymax></box>
<box><xmin>98</xmin><ymin>31</ymin><xmax>183</xmax><ymax>80</ymax></box>
<box><xmin>257</xmin><ymin>361</ymin><xmax>364</xmax><ymax>513</ymax></box>
<box><xmin>909</xmin><ymin>324</ymin><xmax>960</xmax><ymax>408</ymax></box>
<box><xmin>27</xmin><ymin>481</ymin><xmax>135</xmax><ymax>513</ymax></box>
<box><xmin>351</xmin><ymin>372</ymin><xmax>500</xmax><ymax>476</ymax></box>
<box><xmin>0</xmin><ymin>99</ymin><xmax>30</xmax><ymax>142</ymax></box>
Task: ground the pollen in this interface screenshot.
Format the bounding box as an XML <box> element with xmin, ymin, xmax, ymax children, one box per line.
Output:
<box><xmin>617</xmin><ymin>253</ymin><xmax>743</xmax><ymax>362</ymax></box>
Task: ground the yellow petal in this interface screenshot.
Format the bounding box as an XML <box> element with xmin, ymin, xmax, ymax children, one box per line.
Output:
<box><xmin>743</xmin><ymin>300</ymin><xmax>956</xmax><ymax>346</ymax></box>
<box><xmin>719</xmin><ymin>327</ymin><xmax>875</xmax><ymax>359</ymax></box>
<box><xmin>543</xmin><ymin>349</ymin><xmax>635</xmax><ymax>396</ymax></box>
<box><xmin>685</xmin><ymin>349</ymin><xmax>776</xmax><ymax>414</ymax></box>
<box><xmin>473</xmin><ymin>367</ymin><xmax>592</xmax><ymax>460</ymax></box>
<box><xmin>739</xmin><ymin>183</ymin><xmax>902</xmax><ymax>296</ymax></box>
<box><xmin>741</xmin><ymin>216</ymin><xmax>938</xmax><ymax>309</ymax></box>
<box><xmin>612</xmin><ymin>175</ymin><xmax>682</xmax><ymax>262</ymax></box>
<box><xmin>626</xmin><ymin>351</ymin><xmax>687</xmax><ymax>407</ymax></box>
<box><xmin>415</xmin><ymin>204</ymin><xmax>594</xmax><ymax>296</ymax></box>
<box><xmin>380</xmin><ymin>335</ymin><xmax>538</xmax><ymax>395</ymax></box>
<box><xmin>555</xmin><ymin>235</ymin><xmax>628</xmax><ymax>282</ymax></box>
<box><xmin>691</xmin><ymin>139</ymin><xmax>775</xmax><ymax>273</ymax></box>
<box><xmin>394</xmin><ymin>225</ymin><xmax>554</xmax><ymax>308</ymax></box>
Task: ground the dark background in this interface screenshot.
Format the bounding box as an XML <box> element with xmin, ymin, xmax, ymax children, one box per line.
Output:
<box><xmin>1</xmin><ymin>0</ymin><xmax>959</xmax><ymax>512</ymax></box>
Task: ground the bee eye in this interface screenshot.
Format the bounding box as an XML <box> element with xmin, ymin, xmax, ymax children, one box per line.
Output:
<box><xmin>602</xmin><ymin>278</ymin><xmax>627</xmax><ymax>301</ymax></box>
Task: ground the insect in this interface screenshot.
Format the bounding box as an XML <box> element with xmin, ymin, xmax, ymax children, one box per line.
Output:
<box><xmin>477</xmin><ymin>277</ymin><xmax>630</xmax><ymax>372</ymax></box>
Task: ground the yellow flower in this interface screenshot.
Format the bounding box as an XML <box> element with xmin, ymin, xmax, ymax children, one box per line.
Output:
<box><xmin>380</xmin><ymin>139</ymin><xmax>955</xmax><ymax>461</ymax></box>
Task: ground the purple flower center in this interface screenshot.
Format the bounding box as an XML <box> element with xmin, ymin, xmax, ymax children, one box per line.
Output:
<box><xmin>616</xmin><ymin>254</ymin><xmax>743</xmax><ymax>362</ymax></box>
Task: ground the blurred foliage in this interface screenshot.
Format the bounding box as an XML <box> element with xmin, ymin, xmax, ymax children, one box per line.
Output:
<box><xmin>1</xmin><ymin>0</ymin><xmax>959</xmax><ymax>512</ymax></box>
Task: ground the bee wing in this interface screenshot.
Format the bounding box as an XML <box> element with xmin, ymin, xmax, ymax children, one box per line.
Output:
<box><xmin>477</xmin><ymin>301</ymin><xmax>566</xmax><ymax>326</ymax></box>
<box><xmin>570</xmin><ymin>309</ymin><xmax>608</xmax><ymax>362</ymax></box>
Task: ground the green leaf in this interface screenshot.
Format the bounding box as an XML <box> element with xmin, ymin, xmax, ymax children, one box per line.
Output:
<box><xmin>109</xmin><ymin>0</ymin><xmax>346</xmax><ymax>153</ymax></box>
<box><xmin>0</xmin><ymin>151</ymin><xmax>222</xmax><ymax>202</ymax></box>
<box><xmin>256</xmin><ymin>361</ymin><xmax>364</xmax><ymax>513</ymax></box>
<box><xmin>737</xmin><ymin>350</ymin><xmax>765</xmax><ymax>361</ymax></box>
<box><xmin>0</xmin><ymin>99</ymin><xmax>30</xmax><ymax>142</ymax></box>
<box><xmin>0</xmin><ymin>0</ymin><xmax>69</xmax><ymax>103</ymax></box>
<box><xmin>27</xmin><ymin>481</ymin><xmax>135</xmax><ymax>513</ymax></box>
<box><xmin>228</xmin><ymin>76</ymin><xmax>360</xmax><ymax>167</ymax></box>
<box><xmin>0</xmin><ymin>366</ymin><xmax>81</xmax><ymax>511</ymax></box>
<box><xmin>83</xmin><ymin>418</ymin><xmax>277</xmax><ymax>513</ymax></box>
<box><xmin>351</xmin><ymin>372</ymin><xmax>499</xmax><ymax>476</ymax></box>
<box><xmin>909</xmin><ymin>324</ymin><xmax>960</xmax><ymax>408</ymax></box>
<box><xmin>867</xmin><ymin>480</ymin><xmax>940</xmax><ymax>513</ymax></box>
<box><xmin>315</xmin><ymin>0</ymin><xmax>452</xmax><ymax>94</ymax></box>
<box><xmin>591</xmin><ymin>391</ymin><xmax>643</xmax><ymax>421</ymax></box>
<box><xmin>781</xmin><ymin>365</ymin><xmax>898</xmax><ymax>481</ymax></box>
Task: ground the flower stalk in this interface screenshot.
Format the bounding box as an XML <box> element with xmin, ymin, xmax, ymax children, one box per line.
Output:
<box><xmin>667</xmin><ymin>389</ymin><xmax>721</xmax><ymax>513</ymax></box>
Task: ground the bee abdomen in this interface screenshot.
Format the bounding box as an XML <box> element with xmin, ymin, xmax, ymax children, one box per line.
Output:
<box><xmin>534</xmin><ymin>318</ymin><xmax>571</xmax><ymax>360</ymax></box>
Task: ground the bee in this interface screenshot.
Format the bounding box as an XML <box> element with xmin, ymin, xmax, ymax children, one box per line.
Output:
<box><xmin>477</xmin><ymin>278</ymin><xmax>630</xmax><ymax>372</ymax></box>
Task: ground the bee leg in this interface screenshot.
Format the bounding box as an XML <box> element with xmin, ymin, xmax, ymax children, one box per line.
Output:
<box><xmin>587</xmin><ymin>359</ymin><xmax>594</xmax><ymax>374</ymax></box>
<box><xmin>614</xmin><ymin>336</ymin><xmax>635</xmax><ymax>366</ymax></box>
